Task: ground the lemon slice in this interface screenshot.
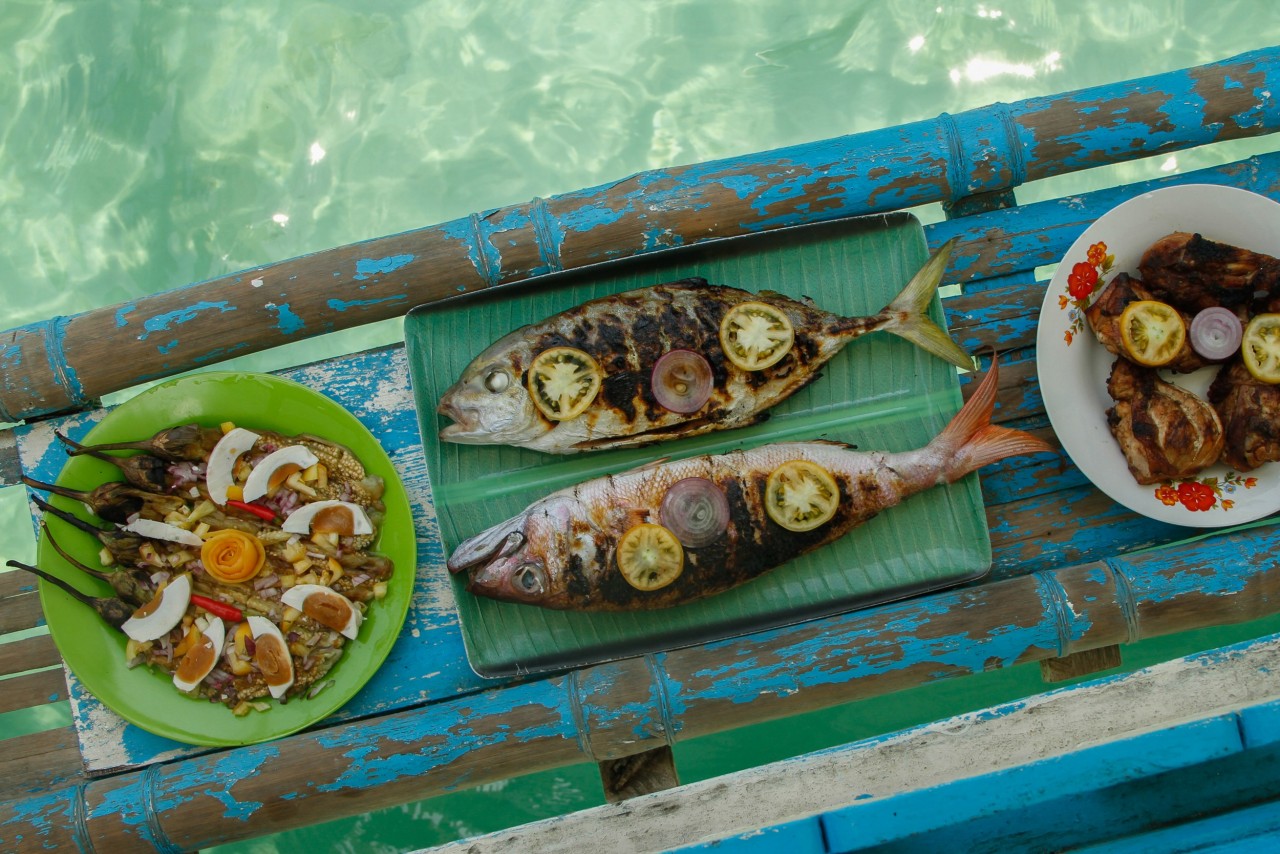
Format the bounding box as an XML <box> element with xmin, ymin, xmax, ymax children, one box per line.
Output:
<box><xmin>765</xmin><ymin>460</ymin><xmax>840</xmax><ymax>532</ymax></box>
<box><xmin>1242</xmin><ymin>313</ymin><xmax>1280</xmax><ymax>383</ymax></box>
<box><xmin>527</xmin><ymin>346</ymin><xmax>603</xmax><ymax>421</ymax></box>
<box><xmin>719</xmin><ymin>302</ymin><xmax>795</xmax><ymax>371</ymax></box>
<box><xmin>616</xmin><ymin>523</ymin><xmax>684</xmax><ymax>591</ymax></box>
<box><xmin>1118</xmin><ymin>300</ymin><xmax>1186</xmax><ymax>367</ymax></box>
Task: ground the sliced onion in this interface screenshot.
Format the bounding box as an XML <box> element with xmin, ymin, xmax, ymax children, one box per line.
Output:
<box><xmin>659</xmin><ymin>477</ymin><xmax>730</xmax><ymax>548</ymax></box>
<box><xmin>651</xmin><ymin>350</ymin><xmax>714</xmax><ymax>414</ymax></box>
<box><xmin>1189</xmin><ymin>307</ymin><xmax>1243</xmax><ymax>360</ymax></box>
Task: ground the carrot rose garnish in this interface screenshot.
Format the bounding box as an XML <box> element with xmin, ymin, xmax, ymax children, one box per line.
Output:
<box><xmin>200</xmin><ymin>530</ymin><xmax>266</xmax><ymax>583</ymax></box>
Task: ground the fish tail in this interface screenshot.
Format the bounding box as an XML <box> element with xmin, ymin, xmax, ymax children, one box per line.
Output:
<box><xmin>933</xmin><ymin>355</ymin><xmax>1054</xmax><ymax>483</ymax></box>
<box><xmin>877</xmin><ymin>237</ymin><xmax>977</xmax><ymax>371</ymax></box>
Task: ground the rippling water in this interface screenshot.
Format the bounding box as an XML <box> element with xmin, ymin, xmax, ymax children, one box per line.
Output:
<box><xmin>2</xmin><ymin>1</ymin><xmax>1276</xmax><ymax>849</ymax></box>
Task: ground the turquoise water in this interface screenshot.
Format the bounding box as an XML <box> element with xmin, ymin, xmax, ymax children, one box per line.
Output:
<box><xmin>2</xmin><ymin>1</ymin><xmax>1278</xmax><ymax>849</ymax></box>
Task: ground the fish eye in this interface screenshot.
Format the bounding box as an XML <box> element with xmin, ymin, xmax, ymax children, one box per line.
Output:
<box><xmin>513</xmin><ymin>563</ymin><xmax>545</xmax><ymax>595</ymax></box>
<box><xmin>483</xmin><ymin>371</ymin><xmax>510</xmax><ymax>393</ymax></box>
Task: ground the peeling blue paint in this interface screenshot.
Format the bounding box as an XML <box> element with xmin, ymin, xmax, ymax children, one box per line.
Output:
<box><xmin>138</xmin><ymin>302</ymin><xmax>235</xmax><ymax>341</ymax></box>
<box><xmin>115</xmin><ymin>303</ymin><xmax>136</xmax><ymax>327</ymax></box>
<box><xmin>353</xmin><ymin>254</ymin><xmax>415</xmax><ymax>281</ymax></box>
<box><xmin>327</xmin><ymin>296</ymin><xmax>409</xmax><ymax>312</ymax></box>
<box><xmin>268</xmin><ymin>303</ymin><xmax>306</xmax><ymax>335</ymax></box>
<box><xmin>157</xmin><ymin>340</ymin><xmax>178</xmax><ymax>354</ymax></box>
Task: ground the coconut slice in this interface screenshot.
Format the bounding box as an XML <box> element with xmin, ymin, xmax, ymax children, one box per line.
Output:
<box><xmin>121</xmin><ymin>519</ymin><xmax>205</xmax><ymax>547</ymax></box>
<box><xmin>205</xmin><ymin>427</ymin><xmax>261</xmax><ymax>505</ymax></box>
<box><xmin>242</xmin><ymin>445</ymin><xmax>320</xmax><ymax>502</ymax></box>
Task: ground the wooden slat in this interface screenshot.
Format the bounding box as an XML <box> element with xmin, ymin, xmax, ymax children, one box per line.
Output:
<box><xmin>0</xmin><ymin>571</ymin><xmax>37</xmax><ymax>599</ymax></box>
<box><xmin>0</xmin><ymin>669</ymin><xmax>68</xmax><ymax>715</ymax></box>
<box><xmin>0</xmin><ymin>590</ymin><xmax>45</xmax><ymax>634</ymax></box>
<box><xmin>0</xmin><ymin>728</ymin><xmax>83</xmax><ymax>801</ymax></box>
<box><xmin>0</xmin><ymin>634</ymin><xmax>60</xmax><ymax>679</ymax></box>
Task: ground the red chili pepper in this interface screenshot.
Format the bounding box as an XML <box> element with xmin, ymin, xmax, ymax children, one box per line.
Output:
<box><xmin>190</xmin><ymin>594</ymin><xmax>243</xmax><ymax>622</ymax></box>
<box><xmin>226</xmin><ymin>499</ymin><xmax>276</xmax><ymax>522</ymax></box>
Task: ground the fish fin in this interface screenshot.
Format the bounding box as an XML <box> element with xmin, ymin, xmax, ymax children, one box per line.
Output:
<box><xmin>934</xmin><ymin>355</ymin><xmax>1055</xmax><ymax>483</ymax></box>
<box><xmin>878</xmin><ymin>238</ymin><xmax>977</xmax><ymax>371</ymax></box>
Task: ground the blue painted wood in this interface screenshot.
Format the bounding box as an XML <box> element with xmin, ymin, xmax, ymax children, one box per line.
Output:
<box><xmin>820</xmin><ymin>713</ymin><xmax>1242</xmax><ymax>852</ymax></box>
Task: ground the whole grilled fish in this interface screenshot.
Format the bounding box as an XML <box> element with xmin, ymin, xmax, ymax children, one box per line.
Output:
<box><xmin>437</xmin><ymin>239</ymin><xmax>974</xmax><ymax>454</ymax></box>
<box><xmin>447</xmin><ymin>358</ymin><xmax>1050</xmax><ymax>610</ymax></box>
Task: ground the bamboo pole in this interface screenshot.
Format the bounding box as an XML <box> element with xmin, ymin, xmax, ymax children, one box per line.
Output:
<box><xmin>3</xmin><ymin>518</ymin><xmax>1278</xmax><ymax>851</ymax></box>
<box><xmin>2</xmin><ymin>48</ymin><xmax>1278</xmax><ymax>423</ymax></box>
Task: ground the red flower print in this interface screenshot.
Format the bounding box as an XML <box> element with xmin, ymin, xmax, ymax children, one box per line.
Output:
<box><xmin>1222</xmin><ymin>499</ymin><xmax>1235</xmax><ymax>511</ymax></box>
<box><xmin>1177</xmin><ymin>481</ymin><xmax>1216</xmax><ymax>512</ymax></box>
<box><xmin>1246</xmin><ymin>477</ymin><xmax>1259</xmax><ymax>488</ymax></box>
<box><xmin>1064</xmin><ymin>329</ymin><xmax>1074</xmax><ymax>345</ymax></box>
<box><xmin>1067</xmin><ymin>262</ymin><xmax>1099</xmax><ymax>300</ymax></box>
<box><xmin>1087</xmin><ymin>241</ymin><xmax>1108</xmax><ymax>266</ymax></box>
<box><xmin>1155</xmin><ymin>485</ymin><xmax>1180</xmax><ymax>506</ymax></box>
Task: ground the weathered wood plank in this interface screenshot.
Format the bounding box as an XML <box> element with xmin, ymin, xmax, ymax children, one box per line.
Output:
<box><xmin>0</xmin><ymin>634</ymin><xmax>59</xmax><ymax>679</ymax></box>
<box><xmin>0</xmin><ymin>589</ymin><xmax>43</xmax><ymax>634</ymax></box>
<box><xmin>1041</xmin><ymin>646</ymin><xmax>1124</xmax><ymax>683</ymax></box>
<box><xmin>0</xmin><ymin>728</ymin><xmax>83</xmax><ymax>801</ymax></box>
<box><xmin>3</xmin><ymin>48</ymin><xmax>1277</xmax><ymax>423</ymax></box>
<box><xmin>0</xmin><ymin>668</ymin><xmax>68</xmax><ymax>715</ymax></box>
<box><xmin>599</xmin><ymin>746</ymin><xmax>679</xmax><ymax>804</ymax></box>
<box><xmin>425</xmin><ymin>635</ymin><xmax>1280</xmax><ymax>853</ymax></box>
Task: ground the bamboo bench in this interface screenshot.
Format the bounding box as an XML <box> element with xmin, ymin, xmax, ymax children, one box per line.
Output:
<box><xmin>3</xmin><ymin>46</ymin><xmax>1280</xmax><ymax>851</ymax></box>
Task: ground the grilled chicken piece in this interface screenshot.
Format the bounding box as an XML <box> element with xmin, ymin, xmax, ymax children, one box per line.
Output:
<box><xmin>1084</xmin><ymin>272</ymin><xmax>1209</xmax><ymax>373</ymax></box>
<box><xmin>1207</xmin><ymin>360</ymin><xmax>1280</xmax><ymax>471</ymax></box>
<box><xmin>1105</xmin><ymin>359</ymin><xmax>1224</xmax><ymax>484</ymax></box>
<box><xmin>1139</xmin><ymin>232</ymin><xmax>1280</xmax><ymax>313</ymax></box>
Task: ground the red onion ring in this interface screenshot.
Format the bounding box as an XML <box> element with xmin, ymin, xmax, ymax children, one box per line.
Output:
<box><xmin>659</xmin><ymin>477</ymin><xmax>730</xmax><ymax>548</ymax></box>
<box><xmin>651</xmin><ymin>350</ymin><xmax>714</xmax><ymax>414</ymax></box>
<box><xmin>1189</xmin><ymin>307</ymin><xmax>1243</xmax><ymax>360</ymax></box>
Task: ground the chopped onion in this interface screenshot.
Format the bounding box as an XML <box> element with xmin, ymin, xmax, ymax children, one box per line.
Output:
<box><xmin>659</xmin><ymin>477</ymin><xmax>730</xmax><ymax>548</ymax></box>
<box><xmin>1189</xmin><ymin>307</ymin><xmax>1243</xmax><ymax>360</ymax></box>
<box><xmin>651</xmin><ymin>350</ymin><xmax>714</xmax><ymax>414</ymax></box>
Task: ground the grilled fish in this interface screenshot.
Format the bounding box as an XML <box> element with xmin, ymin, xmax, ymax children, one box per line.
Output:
<box><xmin>1084</xmin><ymin>272</ymin><xmax>1209</xmax><ymax>373</ymax></box>
<box><xmin>437</xmin><ymin>239</ymin><xmax>974</xmax><ymax>454</ymax></box>
<box><xmin>1139</xmin><ymin>231</ymin><xmax>1280</xmax><ymax>313</ymax></box>
<box><xmin>1208</xmin><ymin>359</ymin><xmax>1280</xmax><ymax>472</ymax></box>
<box><xmin>447</xmin><ymin>358</ymin><xmax>1050</xmax><ymax>611</ymax></box>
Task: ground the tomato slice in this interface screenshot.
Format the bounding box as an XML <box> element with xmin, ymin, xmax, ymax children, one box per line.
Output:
<box><xmin>1118</xmin><ymin>300</ymin><xmax>1186</xmax><ymax>367</ymax></box>
<box><xmin>765</xmin><ymin>460</ymin><xmax>840</xmax><ymax>532</ymax></box>
<box><xmin>616</xmin><ymin>523</ymin><xmax>684</xmax><ymax>591</ymax></box>
<box><xmin>527</xmin><ymin>346</ymin><xmax>603</xmax><ymax>421</ymax></box>
<box><xmin>719</xmin><ymin>302</ymin><xmax>795</xmax><ymax>371</ymax></box>
<box><xmin>1243</xmin><ymin>313</ymin><xmax>1280</xmax><ymax>383</ymax></box>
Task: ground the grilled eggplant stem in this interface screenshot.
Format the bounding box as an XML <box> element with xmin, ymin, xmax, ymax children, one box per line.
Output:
<box><xmin>6</xmin><ymin>559</ymin><xmax>134</xmax><ymax>629</ymax></box>
<box><xmin>59</xmin><ymin>424</ymin><xmax>221</xmax><ymax>461</ymax></box>
<box><xmin>56</xmin><ymin>432</ymin><xmax>170</xmax><ymax>490</ymax></box>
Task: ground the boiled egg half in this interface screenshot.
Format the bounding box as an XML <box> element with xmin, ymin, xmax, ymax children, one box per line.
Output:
<box><xmin>247</xmin><ymin>615</ymin><xmax>295</xmax><ymax>699</ymax></box>
<box><xmin>242</xmin><ymin>445</ymin><xmax>319</xmax><ymax>502</ymax></box>
<box><xmin>280</xmin><ymin>584</ymin><xmax>362</xmax><ymax>639</ymax></box>
<box><xmin>121</xmin><ymin>572</ymin><xmax>192</xmax><ymax>642</ymax></box>
<box><xmin>173</xmin><ymin>616</ymin><xmax>226</xmax><ymax>693</ymax></box>
<box><xmin>206</xmin><ymin>427</ymin><xmax>261</xmax><ymax>505</ymax></box>
<box><xmin>281</xmin><ymin>500</ymin><xmax>373</xmax><ymax>537</ymax></box>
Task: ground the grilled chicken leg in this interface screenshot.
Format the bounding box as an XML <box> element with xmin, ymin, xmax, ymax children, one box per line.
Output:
<box><xmin>1105</xmin><ymin>358</ymin><xmax>1224</xmax><ymax>484</ymax></box>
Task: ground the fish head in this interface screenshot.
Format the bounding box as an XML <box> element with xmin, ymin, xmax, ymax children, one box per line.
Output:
<box><xmin>446</xmin><ymin>496</ymin><xmax>579</xmax><ymax>608</ymax></box>
<box><xmin>437</xmin><ymin>334</ymin><xmax>550</xmax><ymax>448</ymax></box>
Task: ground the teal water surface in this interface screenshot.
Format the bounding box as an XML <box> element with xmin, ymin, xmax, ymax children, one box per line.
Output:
<box><xmin>3</xmin><ymin>1</ymin><xmax>1279</xmax><ymax>850</ymax></box>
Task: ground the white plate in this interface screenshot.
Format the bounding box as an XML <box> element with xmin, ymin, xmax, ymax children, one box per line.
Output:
<box><xmin>1036</xmin><ymin>183</ymin><xmax>1280</xmax><ymax>527</ymax></box>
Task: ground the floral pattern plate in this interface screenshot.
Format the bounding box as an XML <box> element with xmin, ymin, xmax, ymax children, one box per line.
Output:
<box><xmin>1036</xmin><ymin>183</ymin><xmax>1280</xmax><ymax>527</ymax></box>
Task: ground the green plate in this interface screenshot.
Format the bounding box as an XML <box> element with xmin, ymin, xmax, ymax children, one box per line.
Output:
<box><xmin>36</xmin><ymin>372</ymin><xmax>416</xmax><ymax>747</ymax></box>
<box><xmin>406</xmin><ymin>214</ymin><xmax>989</xmax><ymax>676</ymax></box>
